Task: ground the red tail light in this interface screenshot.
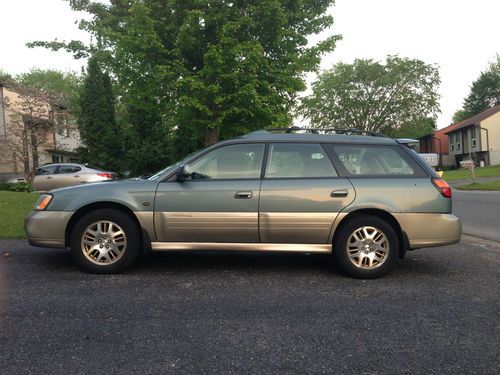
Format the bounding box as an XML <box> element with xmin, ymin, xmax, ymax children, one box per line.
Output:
<box><xmin>97</xmin><ymin>172</ymin><xmax>115</xmax><ymax>179</ymax></box>
<box><xmin>432</xmin><ymin>178</ymin><xmax>452</xmax><ymax>198</ymax></box>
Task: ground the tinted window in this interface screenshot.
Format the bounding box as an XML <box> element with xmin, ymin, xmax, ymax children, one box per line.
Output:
<box><xmin>36</xmin><ymin>165</ymin><xmax>58</xmax><ymax>175</ymax></box>
<box><xmin>265</xmin><ymin>143</ymin><xmax>337</xmax><ymax>178</ymax></box>
<box><xmin>328</xmin><ymin>145</ymin><xmax>419</xmax><ymax>176</ymax></box>
<box><xmin>58</xmin><ymin>165</ymin><xmax>81</xmax><ymax>174</ymax></box>
<box><xmin>189</xmin><ymin>143</ymin><xmax>264</xmax><ymax>179</ymax></box>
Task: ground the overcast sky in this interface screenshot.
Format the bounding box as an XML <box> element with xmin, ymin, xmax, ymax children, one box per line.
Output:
<box><xmin>1</xmin><ymin>0</ymin><xmax>499</xmax><ymax>129</ymax></box>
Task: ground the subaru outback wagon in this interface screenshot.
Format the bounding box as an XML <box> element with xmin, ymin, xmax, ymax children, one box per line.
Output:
<box><xmin>25</xmin><ymin>128</ymin><xmax>461</xmax><ymax>278</ymax></box>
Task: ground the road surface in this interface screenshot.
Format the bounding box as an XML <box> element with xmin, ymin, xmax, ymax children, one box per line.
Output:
<box><xmin>0</xmin><ymin>239</ymin><xmax>499</xmax><ymax>374</ymax></box>
<box><xmin>453</xmin><ymin>189</ymin><xmax>500</xmax><ymax>242</ymax></box>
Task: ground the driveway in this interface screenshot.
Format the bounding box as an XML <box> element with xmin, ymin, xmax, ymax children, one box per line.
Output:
<box><xmin>0</xmin><ymin>239</ymin><xmax>498</xmax><ymax>374</ymax></box>
<box><xmin>453</xmin><ymin>189</ymin><xmax>500</xmax><ymax>242</ymax></box>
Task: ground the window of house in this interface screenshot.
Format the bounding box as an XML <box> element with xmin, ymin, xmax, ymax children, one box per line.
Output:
<box><xmin>265</xmin><ymin>143</ymin><xmax>337</xmax><ymax>178</ymax></box>
<box><xmin>188</xmin><ymin>143</ymin><xmax>264</xmax><ymax>179</ymax></box>
<box><xmin>449</xmin><ymin>134</ymin><xmax>454</xmax><ymax>151</ymax></box>
<box><xmin>456</xmin><ymin>132</ymin><xmax>461</xmax><ymax>151</ymax></box>
<box><xmin>471</xmin><ymin>127</ymin><xmax>477</xmax><ymax>148</ymax></box>
<box><xmin>328</xmin><ymin>145</ymin><xmax>422</xmax><ymax>176</ymax></box>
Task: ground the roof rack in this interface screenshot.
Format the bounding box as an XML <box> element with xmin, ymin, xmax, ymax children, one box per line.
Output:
<box><xmin>264</xmin><ymin>126</ymin><xmax>387</xmax><ymax>137</ymax></box>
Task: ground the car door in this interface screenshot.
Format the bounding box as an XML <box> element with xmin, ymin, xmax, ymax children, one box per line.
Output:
<box><xmin>154</xmin><ymin>143</ymin><xmax>265</xmax><ymax>243</ymax></box>
<box><xmin>33</xmin><ymin>165</ymin><xmax>59</xmax><ymax>191</ymax></box>
<box><xmin>259</xmin><ymin>143</ymin><xmax>355</xmax><ymax>244</ymax></box>
<box><xmin>55</xmin><ymin>165</ymin><xmax>83</xmax><ymax>188</ymax></box>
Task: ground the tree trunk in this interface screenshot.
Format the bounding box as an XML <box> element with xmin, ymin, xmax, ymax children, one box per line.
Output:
<box><xmin>204</xmin><ymin>127</ymin><xmax>218</xmax><ymax>146</ymax></box>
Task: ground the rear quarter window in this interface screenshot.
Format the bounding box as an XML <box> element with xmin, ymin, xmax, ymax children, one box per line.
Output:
<box><xmin>325</xmin><ymin>144</ymin><xmax>426</xmax><ymax>177</ymax></box>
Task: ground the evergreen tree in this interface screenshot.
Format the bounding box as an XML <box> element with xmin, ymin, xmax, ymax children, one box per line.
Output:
<box><xmin>78</xmin><ymin>57</ymin><xmax>123</xmax><ymax>171</ymax></box>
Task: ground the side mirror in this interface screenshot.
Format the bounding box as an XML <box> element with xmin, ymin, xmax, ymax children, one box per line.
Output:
<box><xmin>178</xmin><ymin>164</ymin><xmax>191</xmax><ymax>181</ymax></box>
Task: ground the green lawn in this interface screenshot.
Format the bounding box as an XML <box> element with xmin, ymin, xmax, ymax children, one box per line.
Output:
<box><xmin>443</xmin><ymin>164</ymin><xmax>500</xmax><ymax>181</ymax></box>
<box><xmin>456</xmin><ymin>180</ymin><xmax>500</xmax><ymax>191</ymax></box>
<box><xmin>0</xmin><ymin>191</ymin><xmax>39</xmax><ymax>239</ymax></box>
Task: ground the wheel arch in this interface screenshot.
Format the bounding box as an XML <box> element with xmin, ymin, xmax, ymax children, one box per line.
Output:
<box><xmin>64</xmin><ymin>202</ymin><xmax>150</xmax><ymax>249</ymax></box>
<box><xmin>332</xmin><ymin>208</ymin><xmax>410</xmax><ymax>258</ymax></box>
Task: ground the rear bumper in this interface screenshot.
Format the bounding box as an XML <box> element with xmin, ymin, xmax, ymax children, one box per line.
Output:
<box><xmin>25</xmin><ymin>211</ymin><xmax>72</xmax><ymax>248</ymax></box>
<box><xmin>393</xmin><ymin>213</ymin><xmax>462</xmax><ymax>249</ymax></box>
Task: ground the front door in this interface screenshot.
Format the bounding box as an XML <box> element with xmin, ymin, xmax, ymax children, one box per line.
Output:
<box><xmin>259</xmin><ymin>143</ymin><xmax>355</xmax><ymax>244</ymax></box>
<box><xmin>154</xmin><ymin>143</ymin><xmax>265</xmax><ymax>243</ymax></box>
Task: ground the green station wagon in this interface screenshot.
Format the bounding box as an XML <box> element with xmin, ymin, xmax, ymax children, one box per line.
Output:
<box><xmin>25</xmin><ymin>128</ymin><xmax>461</xmax><ymax>278</ymax></box>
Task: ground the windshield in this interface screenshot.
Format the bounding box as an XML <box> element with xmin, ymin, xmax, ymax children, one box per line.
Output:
<box><xmin>147</xmin><ymin>147</ymin><xmax>209</xmax><ymax>181</ymax></box>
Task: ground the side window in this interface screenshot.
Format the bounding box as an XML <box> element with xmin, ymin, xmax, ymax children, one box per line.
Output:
<box><xmin>58</xmin><ymin>165</ymin><xmax>82</xmax><ymax>174</ymax></box>
<box><xmin>36</xmin><ymin>165</ymin><xmax>58</xmax><ymax>175</ymax></box>
<box><xmin>189</xmin><ymin>143</ymin><xmax>264</xmax><ymax>179</ymax></box>
<box><xmin>328</xmin><ymin>144</ymin><xmax>421</xmax><ymax>176</ymax></box>
<box><xmin>265</xmin><ymin>143</ymin><xmax>337</xmax><ymax>178</ymax></box>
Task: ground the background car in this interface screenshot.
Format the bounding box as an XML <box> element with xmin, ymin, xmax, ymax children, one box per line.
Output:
<box><xmin>33</xmin><ymin>163</ymin><xmax>117</xmax><ymax>191</ymax></box>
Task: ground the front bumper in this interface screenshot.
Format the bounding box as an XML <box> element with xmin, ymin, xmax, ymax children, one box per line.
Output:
<box><xmin>393</xmin><ymin>213</ymin><xmax>462</xmax><ymax>249</ymax></box>
<box><xmin>25</xmin><ymin>210</ymin><xmax>73</xmax><ymax>248</ymax></box>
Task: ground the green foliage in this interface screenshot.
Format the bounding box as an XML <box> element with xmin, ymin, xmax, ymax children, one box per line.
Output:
<box><xmin>300</xmin><ymin>56</ymin><xmax>441</xmax><ymax>136</ymax></box>
<box><xmin>78</xmin><ymin>57</ymin><xmax>123</xmax><ymax>171</ymax></box>
<box><xmin>29</xmin><ymin>0</ymin><xmax>340</xmax><ymax>159</ymax></box>
<box><xmin>453</xmin><ymin>55</ymin><xmax>500</xmax><ymax>123</ymax></box>
<box><xmin>388</xmin><ymin>117</ymin><xmax>436</xmax><ymax>139</ymax></box>
<box><xmin>0</xmin><ymin>183</ymin><xmax>10</xmax><ymax>191</ymax></box>
<box><xmin>0</xmin><ymin>191</ymin><xmax>38</xmax><ymax>239</ymax></box>
<box><xmin>7</xmin><ymin>182</ymin><xmax>34</xmax><ymax>193</ymax></box>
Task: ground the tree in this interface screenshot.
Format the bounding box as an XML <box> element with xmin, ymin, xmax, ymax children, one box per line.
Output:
<box><xmin>78</xmin><ymin>57</ymin><xmax>123</xmax><ymax>171</ymax></box>
<box><xmin>2</xmin><ymin>82</ymin><xmax>60</xmax><ymax>182</ymax></box>
<box><xmin>300</xmin><ymin>56</ymin><xmax>441</xmax><ymax>136</ymax></box>
<box><xmin>453</xmin><ymin>56</ymin><xmax>500</xmax><ymax>123</ymax></box>
<box><xmin>29</xmin><ymin>0</ymin><xmax>340</xmax><ymax>159</ymax></box>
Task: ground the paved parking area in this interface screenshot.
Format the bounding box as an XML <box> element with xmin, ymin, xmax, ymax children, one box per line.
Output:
<box><xmin>0</xmin><ymin>239</ymin><xmax>499</xmax><ymax>374</ymax></box>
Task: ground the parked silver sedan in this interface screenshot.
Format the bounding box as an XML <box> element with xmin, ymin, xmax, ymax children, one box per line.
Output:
<box><xmin>33</xmin><ymin>163</ymin><xmax>117</xmax><ymax>191</ymax></box>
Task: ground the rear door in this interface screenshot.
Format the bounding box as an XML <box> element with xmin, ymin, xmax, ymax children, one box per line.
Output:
<box><xmin>54</xmin><ymin>164</ymin><xmax>83</xmax><ymax>188</ymax></box>
<box><xmin>259</xmin><ymin>143</ymin><xmax>355</xmax><ymax>244</ymax></box>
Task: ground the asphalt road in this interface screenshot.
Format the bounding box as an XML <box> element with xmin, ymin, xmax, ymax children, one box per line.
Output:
<box><xmin>0</xmin><ymin>239</ymin><xmax>499</xmax><ymax>374</ymax></box>
<box><xmin>453</xmin><ymin>189</ymin><xmax>500</xmax><ymax>242</ymax></box>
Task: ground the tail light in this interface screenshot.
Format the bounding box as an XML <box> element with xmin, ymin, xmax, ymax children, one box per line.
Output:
<box><xmin>97</xmin><ymin>172</ymin><xmax>115</xmax><ymax>179</ymax></box>
<box><xmin>432</xmin><ymin>178</ymin><xmax>452</xmax><ymax>198</ymax></box>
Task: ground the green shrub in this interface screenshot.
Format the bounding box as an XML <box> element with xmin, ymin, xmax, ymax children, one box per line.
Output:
<box><xmin>7</xmin><ymin>182</ymin><xmax>34</xmax><ymax>192</ymax></box>
<box><xmin>0</xmin><ymin>183</ymin><xmax>10</xmax><ymax>191</ymax></box>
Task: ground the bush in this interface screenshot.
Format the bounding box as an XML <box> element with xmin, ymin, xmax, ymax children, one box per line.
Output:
<box><xmin>0</xmin><ymin>183</ymin><xmax>10</xmax><ymax>191</ymax></box>
<box><xmin>7</xmin><ymin>182</ymin><xmax>34</xmax><ymax>192</ymax></box>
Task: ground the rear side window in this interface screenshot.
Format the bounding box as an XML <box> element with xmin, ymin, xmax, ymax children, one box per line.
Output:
<box><xmin>265</xmin><ymin>143</ymin><xmax>337</xmax><ymax>178</ymax></box>
<box><xmin>327</xmin><ymin>144</ymin><xmax>424</xmax><ymax>176</ymax></box>
<box><xmin>58</xmin><ymin>165</ymin><xmax>82</xmax><ymax>174</ymax></box>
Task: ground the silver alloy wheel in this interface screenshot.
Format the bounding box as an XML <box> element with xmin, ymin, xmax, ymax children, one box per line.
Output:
<box><xmin>347</xmin><ymin>226</ymin><xmax>390</xmax><ymax>269</ymax></box>
<box><xmin>81</xmin><ymin>220</ymin><xmax>127</xmax><ymax>265</ymax></box>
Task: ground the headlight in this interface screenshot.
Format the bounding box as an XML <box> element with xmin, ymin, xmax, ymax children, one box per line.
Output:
<box><xmin>35</xmin><ymin>194</ymin><xmax>53</xmax><ymax>210</ymax></box>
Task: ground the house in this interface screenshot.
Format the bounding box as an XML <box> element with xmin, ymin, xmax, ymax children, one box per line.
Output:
<box><xmin>418</xmin><ymin>123</ymin><xmax>461</xmax><ymax>167</ymax></box>
<box><xmin>0</xmin><ymin>81</ymin><xmax>82</xmax><ymax>179</ymax></box>
<box><xmin>444</xmin><ymin>105</ymin><xmax>500</xmax><ymax>167</ymax></box>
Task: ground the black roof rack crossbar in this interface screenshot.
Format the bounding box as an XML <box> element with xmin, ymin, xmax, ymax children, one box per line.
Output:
<box><xmin>265</xmin><ymin>126</ymin><xmax>387</xmax><ymax>137</ymax></box>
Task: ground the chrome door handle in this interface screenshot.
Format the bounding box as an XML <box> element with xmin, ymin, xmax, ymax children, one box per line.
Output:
<box><xmin>330</xmin><ymin>190</ymin><xmax>348</xmax><ymax>198</ymax></box>
<box><xmin>46</xmin><ymin>176</ymin><xmax>53</xmax><ymax>179</ymax></box>
<box><xmin>235</xmin><ymin>191</ymin><xmax>253</xmax><ymax>199</ymax></box>
<box><xmin>73</xmin><ymin>175</ymin><xmax>80</xmax><ymax>178</ymax></box>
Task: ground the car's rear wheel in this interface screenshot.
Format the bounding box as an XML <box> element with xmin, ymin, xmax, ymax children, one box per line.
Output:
<box><xmin>333</xmin><ymin>215</ymin><xmax>399</xmax><ymax>278</ymax></box>
<box><xmin>70</xmin><ymin>209</ymin><xmax>141</xmax><ymax>273</ymax></box>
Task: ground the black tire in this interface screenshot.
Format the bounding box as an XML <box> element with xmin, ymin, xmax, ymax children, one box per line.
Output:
<box><xmin>70</xmin><ymin>209</ymin><xmax>141</xmax><ymax>274</ymax></box>
<box><xmin>333</xmin><ymin>215</ymin><xmax>399</xmax><ymax>279</ymax></box>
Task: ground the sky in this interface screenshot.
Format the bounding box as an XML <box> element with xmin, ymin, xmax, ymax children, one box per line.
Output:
<box><xmin>0</xmin><ymin>0</ymin><xmax>499</xmax><ymax>129</ymax></box>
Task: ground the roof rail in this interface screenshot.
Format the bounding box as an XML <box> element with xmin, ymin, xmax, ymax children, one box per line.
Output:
<box><xmin>264</xmin><ymin>126</ymin><xmax>387</xmax><ymax>137</ymax></box>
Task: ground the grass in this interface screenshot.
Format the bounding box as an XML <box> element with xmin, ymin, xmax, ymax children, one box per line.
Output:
<box><xmin>456</xmin><ymin>180</ymin><xmax>500</xmax><ymax>191</ymax></box>
<box><xmin>0</xmin><ymin>191</ymin><xmax>39</xmax><ymax>239</ymax></box>
<box><xmin>443</xmin><ymin>164</ymin><xmax>500</xmax><ymax>181</ymax></box>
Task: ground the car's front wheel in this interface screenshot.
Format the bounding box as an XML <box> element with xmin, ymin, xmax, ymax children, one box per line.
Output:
<box><xmin>70</xmin><ymin>209</ymin><xmax>141</xmax><ymax>273</ymax></box>
<box><xmin>333</xmin><ymin>215</ymin><xmax>399</xmax><ymax>279</ymax></box>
